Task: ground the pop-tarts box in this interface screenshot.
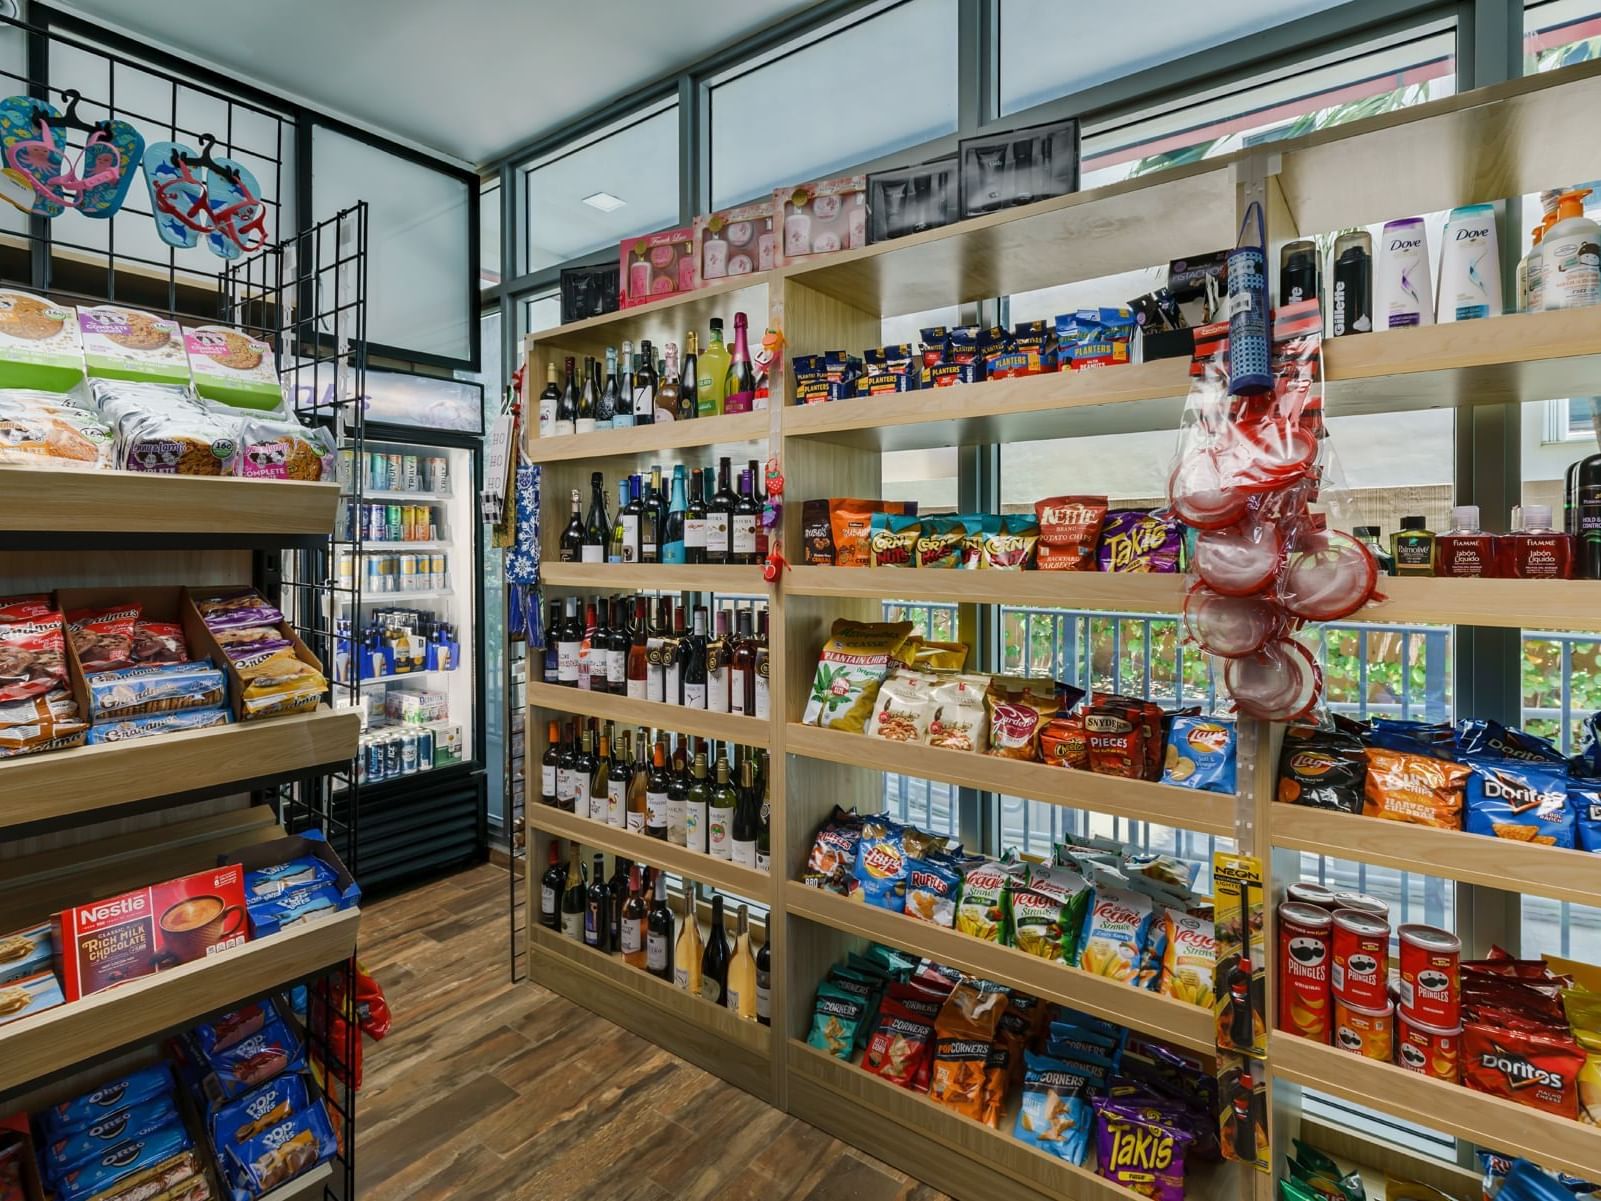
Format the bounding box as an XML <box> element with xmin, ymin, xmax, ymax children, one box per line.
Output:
<box><xmin>227</xmin><ymin>831</ymin><xmax>360</xmax><ymax>939</ymax></box>
<box><xmin>0</xmin><ymin>922</ymin><xmax>52</xmax><ymax>984</ymax></box>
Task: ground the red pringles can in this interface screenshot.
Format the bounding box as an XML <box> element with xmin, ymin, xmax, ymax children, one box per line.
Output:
<box><xmin>1331</xmin><ymin>890</ymin><xmax>1388</xmax><ymax>917</ymax></box>
<box><xmin>1396</xmin><ymin>1011</ymin><xmax>1460</xmax><ymax>1081</ymax></box>
<box><xmin>1331</xmin><ymin>908</ymin><xmax>1389</xmax><ymax>1010</ymax></box>
<box><xmin>1278</xmin><ymin>902</ymin><xmax>1333</xmax><ymax>1042</ymax></box>
<box><xmin>1397</xmin><ymin>924</ymin><xmax>1460</xmax><ymax>1029</ymax></box>
<box><xmin>1285</xmin><ymin>882</ymin><xmax>1337</xmax><ymax>911</ymax></box>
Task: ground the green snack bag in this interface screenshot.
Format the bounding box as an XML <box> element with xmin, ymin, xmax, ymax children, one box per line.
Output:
<box><xmin>808</xmin><ymin>982</ymin><xmax>868</xmax><ymax>1059</ymax></box>
<box><xmin>956</xmin><ymin>859</ymin><xmax>1021</xmax><ymax>944</ymax></box>
<box><xmin>862</xmin><ymin>942</ymin><xmax>918</xmax><ymax>980</ymax></box>
<box><xmin>830</xmin><ymin>966</ymin><xmax>884</xmax><ymax>1051</ymax></box>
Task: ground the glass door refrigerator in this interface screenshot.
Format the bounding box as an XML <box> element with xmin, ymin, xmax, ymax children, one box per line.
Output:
<box><xmin>333</xmin><ymin>370</ymin><xmax>488</xmax><ymax>891</ymax></box>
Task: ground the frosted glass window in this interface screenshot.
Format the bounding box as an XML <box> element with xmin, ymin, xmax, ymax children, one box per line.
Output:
<box><xmin>711</xmin><ymin>0</ymin><xmax>959</xmax><ymax>208</ymax></box>
<box><xmin>1525</xmin><ymin>0</ymin><xmax>1601</xmax><ymax>70</ymax></box>
<box><xmin>522</xmin><ymin>106</ymin><xmax>678</xmax><ymax>275</ymax></box>
<box><xmin>999</xmin><ymin>0</ymin><xmax>1356</xmax><ymax>115</ymax></box>
<box><xmin>314</xmin><ymin>127</ymin><xmax>471</xmax><ymax>361</ymax></box>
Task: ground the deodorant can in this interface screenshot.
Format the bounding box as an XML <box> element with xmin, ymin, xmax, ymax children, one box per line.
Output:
<box><xmin>1331</xmin><ymin>232</ymin><xmax>1373</xmax><ymax>336</ymax></box>
<box><xmin>1279</xmin><ymin>239</ymin><xmax>1321</xmax><ymax>307</ymax></box>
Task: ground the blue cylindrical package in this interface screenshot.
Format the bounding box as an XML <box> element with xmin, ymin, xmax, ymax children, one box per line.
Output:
<box><xmin>1227</xmin><ymin>203</ymin><xmax>1272</xmax><ymax>396</ymax></box>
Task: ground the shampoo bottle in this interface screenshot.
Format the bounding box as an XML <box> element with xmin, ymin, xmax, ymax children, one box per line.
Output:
<box><xmin>1436</xmin><ymin>204</ymin><xmax>1501</xmax><ymax>322</ymax></box>
<box><xmin>1375</xmin><ymin>217</ymin><xmax>1433</xmax><ymax>329</ymax></box>
<box><xmin>1541</xmin><ymin>189</ymin><xmax>1599</xmax><ymax>311</ymax></box>
<box><xmin>1576</xmin><ymin>451</ymin><xmax>1601</xmax><ymax>579</ymax></box>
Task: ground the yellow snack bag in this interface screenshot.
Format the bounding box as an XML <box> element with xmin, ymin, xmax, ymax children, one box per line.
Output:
<box><xmin>802</xmin><ymin>619</ymin><xmax>914</xmax><ymax>732</ymax></box>
<box><xmin>1158</xmin><ymin>908</ymin><xmax>1217</xmax><ymax>1009</ymax></box>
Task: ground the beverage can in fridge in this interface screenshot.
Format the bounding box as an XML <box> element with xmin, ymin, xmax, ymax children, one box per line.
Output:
<box><xmin>386</xmin><ymin>504</ymin><xmax>403</xmax><ymax>541</ymax></box>
<box><xmin>366</xmin><ymin>736</ymin><xmax>387</xmax><ymax>783</ymax></box>
<box><xmin>1397</xmin><ymin>924</ymin><xmax>1460</xmax><ymax>1029</ymax></box>
<box><xmin>416</xmin><ymin>725</ymin><xmax>434</xmax><ymax>770</ymax></box>
<box><xmin>365</xmin><ymin>503</ymin><xmax>387</xmax><ymax>542</ymax></box>
<box><xmin>365</xmin><ymin>557</ymin><xmax>384</xmax><ymax>597</ymax></box>
<box><xmin>383</xmin><ymin>733</ymin><xmax>402</xmax><ymax>780</ymax></box>
<box><xmin>432</xmin><ymin>457</ymin><xmax>449</xmax><ymax>496</ymax></box>
<box><xmin>1331</xmin><ymin>908</ymin><xmax>1389</xmax><ymax>1010</ymax></box>
<box><xmin>386</xmin><ymin>453</ymin><xmax>404</xmax><ymax>490</ymax></box>
<box><xmin>336</xmin><ymin>553</ymin><xmax>354</xmax><ymax>590</ymax></box>
<box><xmin>430</xmin><ymin>554</ymin><xmax>446</xmax><ymax>590</ymax></box>
<box><xmin>403</xmin><ymin>455</ymin><xmax>420</xmax><ymax>492</ymax></box>
<box><xmin>400</xmin><ymin>729</ymin><xmax>419</xmax><ymax>774</ymax></box>
<box><xmin>399</xmin><ymin>555</ymin><xmax>419</xmax><ymax>590</ymax></box>
<box><xmin>368</xmin><ymin>451</ymin><xmax>388</xmax><ymax>490</ymax></box>
<box><xmin>1277</xmin><ymin>901</ymin><xmax>1333</xmax><ymax>1042</ymax></box>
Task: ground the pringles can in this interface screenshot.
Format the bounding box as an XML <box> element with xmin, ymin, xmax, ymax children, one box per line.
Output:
<box><xmin>1396</xmin><ymin>1012</ymin><xmax>1460</xmax><ymax>1081</ymax></box>
<box><xmin>1331</xmin><ymin>908</ymin><xmax>1389</xmax><ymax>1010</ymax></box>
<box><xmin>1277</xmin><ymin>901</ymin><xmax>1333</xmax><ymax>1042</ymax></box>
<box><xmin>1333</xmin><ymin>997</ymin><xmax>1394</xmax><ymax>1061</ymax></box>
<box><xmin>1330</xmin><ymin>890</ymin><xmax>1388</xmax><ymax>917</ymax></box>
<box><xmin>1285</xmin><ymin>881</ymin><xmax>1338</xmax><ymax>911</ymax></box>
<box><xmin>1398</xmin><ymin>924</ymin><xmax>1460</xmax><ymax>1029</ymax></box>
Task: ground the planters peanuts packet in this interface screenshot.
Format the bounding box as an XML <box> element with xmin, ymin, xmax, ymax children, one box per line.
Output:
<box><xmin>1160</xmin><ymin>716</ymin><xmax>1236</xmax><ymax>793</ymax></box>
<box><xmin>1463</xmin><ymin>756</ymin><xmax>1575</xmax><ymax>848</ymax></box>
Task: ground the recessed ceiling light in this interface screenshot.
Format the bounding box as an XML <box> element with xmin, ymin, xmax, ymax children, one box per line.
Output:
<box><xmin>582</xmin><ymin>191</ymin><xmax>626</xmax><ymax>212</ymax></box>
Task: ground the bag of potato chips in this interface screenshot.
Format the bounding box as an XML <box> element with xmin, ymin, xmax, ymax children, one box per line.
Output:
<box><xmin>905</xmin><ymin>853</ymin><xmax>964</xmax><ymax>926</ymax></box>
<box><xmin>1077</xmin><ymin>877</ymin><xmax>1155</xmax><ymax>986</ymax></box>
<box><xmin>862</xmin><ymin>998</ymin><xmax>937</xmax><ymax>1088</ymax></box>
<box><xmin>956</xmin><ymin>859</ymin><xmax>1021</xmax><ymax>942</ymax></box>
<box><xmin>807</xmin><ymin>981</ymin><xmax>868</xmax><ymax>1059</ymax></box>
<box><xmin>1157</xmin><ymin>908</ymin><xmax>1217</xmax><ymax>1008</ymax></box>
<box><xmin>929</xmin><ymin>983</ymin><xmax>1009</xmax><ymax>1120</ymax></box>
<box><xmin>802</xmin><ymin>619</ymin><xmax>914</xmax><ymax>731</ymax></box>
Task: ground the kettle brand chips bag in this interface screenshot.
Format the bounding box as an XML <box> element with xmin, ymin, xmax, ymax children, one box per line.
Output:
<box><xmin>802</xmin><ymin>619</ymin><xmax>914</xmax><ymax>732</ymax></box>
<box><xmin>1036</xmin><ymin>495</ymin><xmax>1109</xmax><ymax>571</ymax></box>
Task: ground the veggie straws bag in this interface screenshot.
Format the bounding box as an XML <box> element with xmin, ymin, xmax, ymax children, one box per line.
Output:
<box><xmin>803</xmin><ymin>619</ymin><xmax>914</xmax><ymax>732</ymax></box>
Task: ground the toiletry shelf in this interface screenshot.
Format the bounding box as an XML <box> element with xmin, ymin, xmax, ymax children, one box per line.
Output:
<box><xmin>525</xmin><ymin>804</ymin><xmax>772</xmax><ymax>901</ymax></box>
<box><xmin>0</xmin><ymin>706</ymin><xmax>360</xmax><ymax>834</ymax></box>
<box><xmin>525</xmin><ymin>682</ymin><xmax>770</xmax><ymax>746</ymax></box>
<box><xmin>524</xmin><ymin>411</ymin><xmax>772</xmax><ymax>464</ymax></box>
<box><xmin>786</xmin><ymin>883</ymin><xmax>1216</xmax><ymax>1053</ymax></box>
<box><xmin>1270</xmin><ymin>804</ymin><xmax>1601</xmax><ymax>910</ymax></box>
<box><xmin>785</xmin><ymin>723</ymin><xmax>1239</xmax><ymax>838</ymax></box>
<box><xmin>539</xmin><ymin>562</ymin><xmax>770</xmax><ymax>593</ymax></box>
<box><xmin>1270</xmin><ymin>1034</ymin><xmax>1601</xmax><ymax>1181</ymax></box>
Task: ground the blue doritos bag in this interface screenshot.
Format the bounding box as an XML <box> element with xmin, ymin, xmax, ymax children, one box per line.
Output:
<box><xmin>1463</xmin><ymin>756</ymin><xmax>1574</xmax><ymax>848</ymax></box>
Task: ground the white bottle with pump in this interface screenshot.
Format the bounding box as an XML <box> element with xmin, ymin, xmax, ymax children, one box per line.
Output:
<box><xmin>1375</xmin><ymin>216</ymin><xmax>1433</xmax><ymax>328</ymax></box>
<box><xmin>1436</xmin><ymin>204</ymin><xmax>1501</xmax><ymax>322</ymax></box>
<box><xmin>1542</xmin><ymin>189</ymin><xmax>1600</xmax><ymax>311</ymax></box>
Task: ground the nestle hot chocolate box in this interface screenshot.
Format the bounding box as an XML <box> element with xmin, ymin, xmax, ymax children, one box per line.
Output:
<box><xmin>53</xmin><ymin>865</ymin><xmax>250</xmax><ymax>1001</ymax></box>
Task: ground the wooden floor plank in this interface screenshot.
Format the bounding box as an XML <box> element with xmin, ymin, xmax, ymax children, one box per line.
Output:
<box><xmin>357</xmin><ymin>864</ymin><xmax>956</xmax><ymax>1201</ymax></box>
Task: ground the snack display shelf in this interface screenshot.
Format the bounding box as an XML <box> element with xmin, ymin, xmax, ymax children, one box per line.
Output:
<box><xmin>527</xmin><ymin>922</ymin><xmax>773</xmax><ymax>1101</ymax></box>
<box><xmin>526</xmin><ymin>804</ymin><xmax>772</xmax><ymax>900</ymax></box>
<box><xmin>784</xmin><ymin>723</ymin><xmax>1238</xmax><ymax>837</ymax></box>
<box><xmin>0</xmin><ymin>706</ymin><xmax>360</xmax><ymax>834</ymax></box>
<box><xmin>524</xmin><ymin>410</ymin><xmax>773</xmax><ymax>464</ymax></box>
<box><xmin>539</xmin><ymin>562</ymin><xmax>770</xmax><ymax>593</ymax></box>
<box><xmin>790</xmin><ymin>1040</ymin><xmax>1238</xmax><ymax>1201</ymax></box>
<box><xmin>0</xmin><ymin>466</ymin><xmax>340</xmax><ymax>547</ymax></box>
<box><xmin>779</xmin><ymin>308</ymin><xmax>1601</xmax><ymax>452</ymax></box>
<box><xmin>1269</xmin><ymin>803</ymin><xmax>1601</xmax><ymax>910</ymax></box>
<box><xmin>525</xmin><ymin>681</ymin><xmax>770</xmax><ymax>746</ymax></box>
<box><xmin>1269</xmin><ymin>1033</ymin><xmax>1601</xmax><ymax>1180</ymax></box>
<box><xmin>785</xmin><ymin>883</ymin><xmax>1216</xmax><ymax>1054</ymax></box>
<box><xmin>0</xmin><ymin>908</ymin><xmax>360</xmax><ymax>1100</ymax></box>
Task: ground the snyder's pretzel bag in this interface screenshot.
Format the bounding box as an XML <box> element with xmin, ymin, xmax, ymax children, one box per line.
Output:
<box><xmin>986</xmin><ymin>678</ymin><xmax>1061</xmax><ymax>759</ymax></box>
<box><xmin>1363</xmin><ymin>745</ymin><xmax>1469</xmax><ymax>828</ymax></box>
<box><xmin>1036</xmin><ymin>496</ymin><xmax>1109</xmax><ymax>571</ymax></box>
<box><xmin>802</xmin><ymin>619</ymin><xmax>914</xmax><ymax>731</ymax></box>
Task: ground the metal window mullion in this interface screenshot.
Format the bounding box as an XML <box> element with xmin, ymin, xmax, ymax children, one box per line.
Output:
<box><xmin>961</xmin><ymin>429</ymin><xmax>1000</xmax><ymax>853</ymax></box>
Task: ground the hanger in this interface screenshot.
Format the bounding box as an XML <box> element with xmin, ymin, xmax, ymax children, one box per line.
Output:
<box><xmin>47</xmin><ymin>89</ymin><xmax>113</xmax><ymax>137</ymax></box>
<box><xmin>170</xmin><ymin>134</ymin><xmax>240</xmax><ymax>188</ymax></box>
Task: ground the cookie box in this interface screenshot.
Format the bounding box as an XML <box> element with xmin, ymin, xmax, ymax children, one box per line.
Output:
<box><xmin>618</xmin><ymin>226</ymin><xmax>698</xmax><ymax>309</ymax></box>
<box><xmin>227</xmin><ymin>831</ymin><xmax>360</xmax><ymax>939</ymax></box>
<box><xmin>773</xmin><ymin>175</ymin><xmax>867</xmax><ymax>266</ymax></box>
<box><xmin>180</xmin><ymin>588</ymin><xmax>327</xmax><ymax>722</ymax></box>
<box><xmin>0</xmin><ymin>922</ymin><xmax>54</xmax><ymax>985</ymax></box>
<box><xmin>693</xmin><ymin>198</ymin><xmax>776</xmax><ymax>282</ymax></box>
<box><xmin>0</xmin><ymin>288</ymin><xmax>86</xmax><ymax>391</ymax></box>
<box><xmin>182</xmin><ymin>324</ymin><xmax>283</xmax><ymax>412</ymax></box>
<box><xmin>78</xmin><ymin>304</ymin><xmax>191</xmax><ymax>387</ymax></box>
<box><xmin>0</xmin><ymin>970</ymin><xmax>64</xmax><ymax>1028</ymax></box>
<box><xmin>52</xmin><ymin>864</ymin><xmax>249</xmax><ymax>1001</ymax></box>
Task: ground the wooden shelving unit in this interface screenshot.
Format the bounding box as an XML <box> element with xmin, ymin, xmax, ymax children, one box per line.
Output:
<box><xmin>0</xmin><ymin>705</ymin><xmax>360</xmax><ymax>833</ymax></box>
<box><xmin>514</xmin><ymin>58</ymin><xmax>1601</xmax><ymax>1201</ymax></box>
<box><xmin>0</xmin><ymin>908</ymin><xmax>360</xmax><ymax>1098</ymax></box>
<box><xmin>526</xmin><ymin>805</ymin><xmax>772</xmax><ymax>900</ymax></box>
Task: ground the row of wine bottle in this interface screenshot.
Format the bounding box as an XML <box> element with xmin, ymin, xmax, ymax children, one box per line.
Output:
<box><xmin>544</xmin><ymin>595</ymin><xmax>769</xmax><ymax>717</ymax></box>
<box><xmin>557</xmin><ymin>459</ymin><xmax>767</xmax><ymax>566</ymax></box>
<box><xmin>537</xmin><ymin>312</ymin><xmax>761</xmax><ymax>438</ymax></box>
<box><xmin>541</xmin><ymin>723</ymin><xmax>770</xmax><ymax>868</ymax></box>
<box><xmin>539</xmin><ymin>843</ymin><xmax>770</xmax><ymax>1023</ymax></box>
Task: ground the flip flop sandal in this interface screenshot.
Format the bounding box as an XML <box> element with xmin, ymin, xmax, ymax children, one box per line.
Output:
<box><xmin>0</xmin><ymin>96</ymin><xmax>68</xmax><ymax>217</ymax></box>
<box><xmin>204</xmin><ymin>154</ymin><xmax>268</xmax><ymax>259</ymax></box>
<box><xmin>142</xmin><ymin>140</ymin><xmax>208</xmax><ymax>248</ymax></box>
<box><xmin>73</xmin><ymin>118</ymin><xmax>145</xmax><ymax>218</ymax></box>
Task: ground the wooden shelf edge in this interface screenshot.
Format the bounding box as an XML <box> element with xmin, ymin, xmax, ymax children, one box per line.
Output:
<box><xmin>1269</xmin><ymin>803</ymin><xmax>1601</xmax><ymax>910</ymax></box>
<box><xmin>524</xmin><ymin>411</ymin><xmax>772</xmax><ymax>463</ymax></box>
<box><xmin>539</xmin><ymin>562</ymin><xmax>770</xmax><ymax>592</ymax></box>
<box><xmin>525</xmin><ymin>806</ymin><xmax>772</xmax><ymax>900</ymax></box>
<box><xmin>0</xmin><ymin>909</ymin><xmax>360</xmax><ymax>1098</ymax></box>
<box><xmin>528</xmin><ymin>275</ymin><xmax>770</xmax><ymax>343</ymax></box>
<box><xmin>528</xmin><ymin>923</ymin><xmax>770</xmax><ymax>1058</ymax></box>
<box><xmin>784</xmin><ymin>724</ymin><xmax>1238</xmax><ymax>838</ymax></box>
<box><xmin>1269</xmin><ymin>1033</ymin><xmax>1601</xmax><ymax>1179</ymax></box>
<box><xmin>257</xmin><ymin>1162</ymin><xmax>333</xmax><ymax>1201</ymax></box>
<box><xmin>0</xmin><ymin>706</ymin><xmax>361</xmax><ymax>833</ymax></box>
<box><xmin>786</xmin><ymin>882</ymin><xmax>1215</xmax><ymax>1054</ymax></box>
<box><xmin>525</xmin><ymin>682</ymin><xmax>770</xmax><ymax>746</ymax></box>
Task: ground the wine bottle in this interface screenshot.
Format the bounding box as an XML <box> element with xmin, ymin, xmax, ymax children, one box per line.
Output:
<box><xmin>685</xmin><ymin>747</ymin><xmax>710</xmax><ymax>854</ymax></box>
<box><xmin>674</xmin><ymin>886</ymin><xmax>703</xmax><ymax>992</ymax></box>
<box><xmin>709</xmin><ymin>751</ymin><xmax>736</xmax><ymax>861</ymax></box>
<box><xmin>661</xmin><ymin>465</ymin><xmax>688</xmax><ymax>564</ymax></box>
<box><xmin>539</xmin><ymin>841</ymin><xmax>564</xmax><ymax>929</ymax></box>
<box><xmin>706</xmin><ymin>610</ymin><xmax>730</xmax><ymax>714</ymax></box>
<box><xmin>558</xmin><ymin>488</ymin><xmax>584</xmax><ymax>562</ymax></box>
<box><xmin>679</xmin><ymin>331</ymin><xmax>700</xmax><ymax>420</ymax></box>
<box><xmin>655</xmin><ymin>342</ymin><xmax>681</xmax><ymax>424</ymax></box>
<box><xmin>582</xmin><ymin>472</ymin><xmax>609</xmax><ymax>563</ymax></box>
<box><xmin>732</xmin><ymin>469</ymin><xmax>760</xmax><ymax>565</ymax></box>
<box><xmin>727</xmin><ymin>904</ymin><xmax>757</xmax><ymax>1020</ymax></box>
<box><xmin>755</xmin><ymin>936</ymin><xmax>771</xmax><ymax>1026</ymax></box>
<box><xmin>619</xmin><ymin>476</ymin><xmax>643</xmax><ymax>565</ymax></box>
<box><xmin>576</xmin><ymin>601</ymin><xmax>597</xmax><ymax>692</ymax></box>
<box><xmin>646</xmin><ymin>597</ymin><xmax>670</xmax><ymax>704</ymax></box>
<box><xmin>731</xmin><ymin>755</ymin><xmax>759</xmax><ymax>868</ymax></box>
<box><xmin>589</xmin><ymin>732</ymin><xmax>610</xmax><ymax>823</ymax></box>
<box><xmin>729</xmin><ymin>609</ymin><xmax>755</xmax><ymax>715</ymax></box>
<box><xmin>540</xmin><ymin>720</ymin><xmax>559</xmax><ymax>807</ymax></box>
<box><xmin>647</xmin><ymin>869</ymin><xmax>674</xmax><ymax>980</ymax></box>
<box><xmin>598</xmin><ymin>346</ymin><xmax>619</xmax><ymax>425</ymax></box>
<box><xmin>724</xmin><ymin>312</ymin><xmax>757</xmax><ymax>413</ymax></box>
<box><xmin>685</xmin><ymin>467</ymin><xmax>707</xmax><ymax>565</ymax></box>
<box><xmin>754</xmin><ymin>609</ymin><xmax>771</xmax><ymax>720</ymax></box>
<box><xmin>699</xmin><ymin>319</ymin><xmax>729</xmax><ymax>416</ymax></box>
<box><xmin>620</xmin><ymin>865</ymin><xmax>647</xmax><ymax>968</ymax></box>
<box><xmin>707</xmin><ymin>457</ymin><xmax>736</xmax><ymax>565</ymax></box>
<box><xmin>664</xmin><ymin>605</ymin><xmax>687</xmax><ymax>705</ymax></box>
<box><xmin>680</xmin><ymin>606</ymin><xmax>708</xmax><ymax>709</ymax></box>
<box><xmin>626</xmin><ymin>598</ymin><xmax>649</xmax><ymax>699</ymax></box>
<box><xmin>642</xmin><ymin>466</ymin><xmax>664</xmax><ymax>564</ymax></box>
<box><xmin>607</xmin><ymin>598</ymin><xmax>630</xmax><ymax>696</ymax></box>
<box><xmin>555</xmin><ymin>356</ymin><xmax>579</xmax><ymax>437</ymax></box>
<box><xmin>608</xmin><ymin>856</ymin><xmax>632</xmax><ymax>948</ymax></box>
<box><xmin>645</xmin><ymin>740</ymin><xmax>670</xmax><ymax>840</ymax></box>
<box><xmin>627</xmin><ymin>726</ymin><xmax>649</xmax><ymax>833</ymax></box>
<box><xmin>542</xmin><ymin>601</ymin><xmax>562</xmax><ymax>685</ymax></box>
<box><xmin>556</xmin><ymin>598</ymin><xmax>581</xmax><ymax>687</ymax></box>
<box><xmin>613</xmin><ymin>341</ymin><xmax>636</xmax><ymax>430</ymax></box>
<box><xmin>701</xmin><ymin>894</ymin><xmax>731</xmax><ymax>1004</ymax></box>
<box><xmin>607</xmin><ymin>728</ymin><xmax>631</xmax><ymax>828</ymax></box>
<box><xmin>537</xmin><ymin>363</ymin><xmax>559</xmax><ymax>439</ymax></box>
<box><xmin>755</xmin><ymin>772</ymin><xmax>771</xmax><ymax>874</ymax></box>
<box><xmin>632</xmin><ymin>338</ymin><xmax>657</xmax><ymax>424</ymax></box>
<box><xmin>560</xmin><ymin>843</ymin><xmax>586</xmax><ymax>940</ymax></box>
<box><xmin>583</xmin><ymin>851</ymin><xmax>608</xmax><ymax>948</ymax></box>
<box><xmin>666</xmin><ymin>737</ymin><xmax>689</xmax><ymax>847</ymax></box>
<box><xmin>576</xmin><ymin>355</ymin><xmax>598</xmax><ymax>435</ymax></box>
